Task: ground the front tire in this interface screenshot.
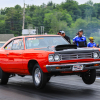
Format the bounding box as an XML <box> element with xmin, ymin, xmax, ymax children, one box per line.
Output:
<box><xmin>47</xmin><ymin>76</ymin><xmax>51</xmax><ymax>82</ymax></box>
<box><xmin>0</xmin><ymin>67</ymin><xmax>9</xmax><ymax>85</ymax></box>
<box><xmin>82</xmin><ymin>69</ymin><xmax>96</xmax><ymax>85</ymax></box>
<box><xmin>32</xmin><ymin>64</ymin><xmax>47</xmax><ymax>89</ymax></box>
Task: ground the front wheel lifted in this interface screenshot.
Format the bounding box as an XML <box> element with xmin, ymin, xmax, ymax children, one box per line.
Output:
<box><xmin>32</xmin><ymin>64</ymin><xmax>47</xmax><ymax>89</ymax></box>
<box><xmin>0</xmin><ymin>67</ymin><xmax>10</xmax><ymax>85</ymax></box>
<box><xmin>82</xmin><ymin>69</ymin><xmax>96</xmax><ymax>85</ymax></box>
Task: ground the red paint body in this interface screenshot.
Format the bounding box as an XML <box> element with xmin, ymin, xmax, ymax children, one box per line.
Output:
<box><xmin>0</xmin><ymin>35</ymin><xmax>100</xmax><ymax>75</ymax></box>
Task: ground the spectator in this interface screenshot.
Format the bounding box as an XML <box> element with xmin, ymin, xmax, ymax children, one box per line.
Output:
<box><xmin>57</xmin><ymin>30</ymin><xmax>71</xmax><ymax>44</ymax></box>
<box><xmin>97</xmin><ymin>44</ymin><xmax>99</xmax><ymax>48</ymax></box>
<box><xmin>73</xmin><ymin>29</ymin><xmax>87</xmax><ymax>47</ymax></box>
<box><xmin>87</xmin><ymin>37</ymin><xmax>96</xmax><ymax>47</ymax></box>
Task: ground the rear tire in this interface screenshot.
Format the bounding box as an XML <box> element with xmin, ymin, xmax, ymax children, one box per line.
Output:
<box><xmin>82</xmin><ymin>69</ymin><xmax>96</xmax><ymax>84</ymax></box>
<box><xmin>32</xmin><ymin>64</ymin><xmax>47</xmax><ymax>89</ymax></box>
<box><xmin>0</xmin><ymin>67</ymin><xmax>9</xmax><ymax>85</ymax></box>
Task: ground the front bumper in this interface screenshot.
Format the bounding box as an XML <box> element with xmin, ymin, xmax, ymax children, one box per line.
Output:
<box><xmin>96</xmin><ymin>69</ymin><xmax>100</xmax><ymax>72</ymax></box>
<box><xmin>46</xmin><ymin>61</ymin><xmax>100</xmax><ymax>72</ymax></box>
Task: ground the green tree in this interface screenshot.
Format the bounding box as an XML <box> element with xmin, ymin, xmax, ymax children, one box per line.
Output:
<box><xmin>15</xmin><ymin>5</ymin><xmax>22</xmax><ymax>10</ymax></box>
<box><xmin>5</xmin><ymin>8</ymin><xmax>23</xmax><ymax>35</ymax></box>
<box><xmin>44</xmin><ymin>10</ymin><xmax>72</xmax><ymax>33</ymax></box>
<box><xmin>47</xmin><ymin>1</ymin><xmax>54</xmax><ymax>6</ymax></box>
<box><xmin>86</xmin><ymin>0</ymin><xmax>93</xmax><ymax>6</ymax></box>
<box><xmin>0</xmin><ymin>20</ymin><xmax>5</xmax><ymax>34</ymax></box>
<box><xmin>93</xmin><ymin>3</ymin><xmax>100</xmax><ymax>19</ymax></box>
<box><xmin>61</xmin><ymin>0</ymin><xmax>81</xmax><ymax>21</ymax></box>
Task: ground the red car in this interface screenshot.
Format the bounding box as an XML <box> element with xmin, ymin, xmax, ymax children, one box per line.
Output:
<box><xmin>0</xmin><ymin>35</ymin><xmax>100</xmax><ymax>89</ymax></box>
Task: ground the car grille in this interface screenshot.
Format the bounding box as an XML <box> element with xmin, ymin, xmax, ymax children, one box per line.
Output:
<box><xmin>61</xmin><ymin>53</ymin><xmax>92</xmax><ymax>60</ymax></box>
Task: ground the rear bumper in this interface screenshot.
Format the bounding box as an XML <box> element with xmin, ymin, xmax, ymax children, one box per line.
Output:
<box><xmin>46</xmin><ymin>61</ymin><xmax>100</xmax><ymax>72</ymax></box>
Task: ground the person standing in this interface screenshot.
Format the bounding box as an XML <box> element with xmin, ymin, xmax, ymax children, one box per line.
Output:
<box><xmin>73</xmin><ymin>29</ymin><xmax>87</xmax><ymax>47</ymax></box>
<box><xmin>97</xmin><ymin>44</ymin><xmax>99</xmax><ymax>48</ymax></box>
<box><xmin>58</xmin><ymin>30</ymin><xmax>71</xmax><ymax>44</ymax></box>
<box><xmin>87</xmin><ymin>37</ymin><xmax>96</xmax><ymax>47</ymax></box>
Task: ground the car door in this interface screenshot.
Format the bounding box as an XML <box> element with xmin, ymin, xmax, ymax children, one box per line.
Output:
<box><xmin>5</xmin><ymin>38</ymin><xmax>24</xmax><ymax>73</ymax></box>
<box><xmin>1</xmin><ymin>41</ymin><xmax>13</xmax><ymax>70</ymax></box>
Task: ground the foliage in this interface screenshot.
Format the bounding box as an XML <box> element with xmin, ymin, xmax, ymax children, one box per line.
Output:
<box><xmin>0</xmin><ymin>0</ymin><xmax>100</xmax><ymax>44</ymax></box>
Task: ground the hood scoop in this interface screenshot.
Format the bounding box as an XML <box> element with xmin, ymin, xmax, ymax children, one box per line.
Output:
<box><xmin>55</xmin><ymin>44</ymin><xmax>77</xmax><ymax>51</ymax></box>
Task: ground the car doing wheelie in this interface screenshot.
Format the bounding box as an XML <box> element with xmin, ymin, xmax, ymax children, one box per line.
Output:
<box><xmin>0</xmin><ymin>35</ymin><xmax>100</xmax><ymax>89</ymax></box>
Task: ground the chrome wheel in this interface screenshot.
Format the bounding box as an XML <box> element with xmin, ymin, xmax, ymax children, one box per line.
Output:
<box><xmin>32</xmin><ymin>64</ymin><xmax>48</xmax><ymax>89</ymax></box>
<box><xmin>34</xmin><ymin>68</ymin><xmax>41</xmax><ymax>85</ymax></box>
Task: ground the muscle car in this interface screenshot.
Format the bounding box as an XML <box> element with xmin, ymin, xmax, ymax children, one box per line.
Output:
<box><xmin>0</xmin><ymin>35</ymin><xmax>100</xmax><ymax>89</ymax></box>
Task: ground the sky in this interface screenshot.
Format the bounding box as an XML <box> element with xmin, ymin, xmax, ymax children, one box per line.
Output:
<box><xmin>0</xmin><ymin>0</ymin><xmax>100</xmax><ymax>9</ymax></box>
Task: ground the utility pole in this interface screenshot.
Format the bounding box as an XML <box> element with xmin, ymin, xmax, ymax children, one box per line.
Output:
<box><xmin>40</xmin><ymin>26</ymin><xmax>44</xmax><ymax>35</ymax></box>
<box><xmin>35</xmin><ymin>27</ymin><xmax>38</xmax><ymax>35</ymax></box>
<box><xmin>22</xmin><ymin>1</ymin><xmax>25</xmax><ymax>30</ymax></box>
<box><xmin>37</xmin><ymin>27</ymin><xmax>38</xmax><ymax>35</ymax></box>
<box><xmin>43</xmin><ymin>26</ymin><xmax>44</xmax><ymax>35</ymax></box>
<box><xmin>41</xmin><ymin>26</ymin><xmax>43</xmax><ymax>35</ymax></box>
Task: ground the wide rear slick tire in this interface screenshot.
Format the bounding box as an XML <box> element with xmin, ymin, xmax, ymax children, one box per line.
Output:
<box><xmin>82</xmin><ymin>69</ymin><xmax>96</xmax><ymax>85</ymax></box>
<box><xmin>32</xmin><ymin>64</ymin><xmax>47</xmax><ymax>89</ymax></box>
<box><xmin>0</xmin><ymin>67</ymin><xmax>9</xmax><ymax>85</ymax></box>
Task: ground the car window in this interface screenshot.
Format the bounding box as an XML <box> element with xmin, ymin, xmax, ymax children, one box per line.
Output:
<box><xmin>12</xmin><ymin>39</ymin><xmax>24</xmax><ymax>50</ymax></box>
<box><xmin>26</xmin><ymin>38</ymin><xmax>39</xmax><ymax>49</ymax></box>
<box><xmin>4</xmin><ymin>41</ymin><xmax>13</xmax><ymax>50</ymax></box>
<box><xmin>25</xmin><ymin>36</ymin><xmax>69</xmax><ymax>49</ymax></box>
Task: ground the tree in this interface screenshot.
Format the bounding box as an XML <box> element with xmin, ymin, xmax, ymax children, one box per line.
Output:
<box><xmin>0</xmin><ymin>15</ymin><xmax>5</xmax><ymax>20</ymax></box>
<box><xmin>93</xmin><ymin>3</ymin><xmax>100</xmax><ymax>19</ymax></box>
<box><xmin>85</xmin><ymin>0</ymin><xmax>93</xmax><ymax>6</ymax></box>
<box><xmin>79</xmin><ymin>3</ymin><xmax>96</xmax><ymax>20</ymax></box>
<box><xmin>0</xmin><ymin>20</ymin><xmax>5</xmax><ymax>34</ymax></box>
<box><xmin>47</xmin><ymin>1</ymin><xmax>53</xmax><ymax>6</ymax></box>
<box><xmin>0</xmin><ymin>0</ymin><xmax>100</xmax><ymax>41</ymax></box>
<box><xmin>15</xmin><ymin>5</ymin><xmax>22</xmax><ymax>10</ymax></box>
<box><xmin>5</xmin><ymin>8</ymin><xmax>23</xmax><ymax>35</ymax></box>
<box><xmin>61</xmin><ymin>0</ymin><xmax>81</xmax><ymax>21</ymax></box>
<box><xmin>44</xmin><ymin>10</ymin><xmax>72</xmax><ymax>34</ymax></box>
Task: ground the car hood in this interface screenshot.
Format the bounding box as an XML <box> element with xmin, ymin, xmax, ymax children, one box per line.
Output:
<box><xmin>34</xmin><ymin>44</ymin><xmax>99</xmax><ymax>53</ymax></box>
<box><xmin>55</xmin><ymin>47</ymin><xmax>99</xmax><ymax>54</ymax></box>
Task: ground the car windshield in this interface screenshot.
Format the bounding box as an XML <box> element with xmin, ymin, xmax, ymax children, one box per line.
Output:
<box><xmin>25</xmin><ymin>36</ymin><xmax>69</xmax><ymax>49</ymax></box>
<box><xmin>0</xmin><ymin>43</ymin><xmax>5</xmax><ymax>47</ymax></box>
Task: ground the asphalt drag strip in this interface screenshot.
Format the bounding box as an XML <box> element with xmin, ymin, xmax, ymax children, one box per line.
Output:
<box><xmin>0</xmin><ymin>75</ymin><xmax>100</xmax><ymax>100</ymax></box>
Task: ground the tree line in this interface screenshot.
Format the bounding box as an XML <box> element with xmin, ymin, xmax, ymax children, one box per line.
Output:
<box><xmin>0</xmin><ymin>0</ymin><xmax>100</xmax><ymax>43</ymax></box>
